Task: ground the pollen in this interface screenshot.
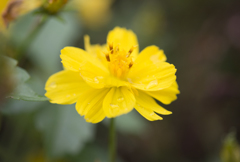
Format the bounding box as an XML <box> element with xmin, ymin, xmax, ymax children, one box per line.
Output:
<box><xmin>105</xmin><ymin>42</ymin><xmax>137</xmax><ymax>79</ymax></box>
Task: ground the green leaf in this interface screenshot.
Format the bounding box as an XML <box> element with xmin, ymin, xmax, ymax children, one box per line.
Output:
<box><xmin>2</xmin><ymin>56</ymin><xmax>48</xmax><ymax>102</ymax></box>
<box><xmin>35</xmin><ymin>104</ymin><xmax>95</xmax><ymax>158</ymax></box>
<box><xmin>8</xmin><ymin>66</ymin><xmax>48</xmax><ymax>101</ymax></box>
<box><xmin>8</xmin><ymin>84</ymin><xmax>48</xmax><ymax>101</ymax></box>
<box><xmin>14</xmin><ymin>67</ymin><xmax>30</xmax><ymax>84</ymax></box>
<box><xmin>1</xmin><ymin>55</ymin><xmax>18</xmax><ymax>68</ymax></box>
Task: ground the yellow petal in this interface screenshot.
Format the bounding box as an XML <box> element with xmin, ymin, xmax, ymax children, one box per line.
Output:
<box><xmin>76</xmin><ymin>88</ymin><xmax>110</xmax><ymax>123</ymax></box>
<box><xmin>133</xmin><ymin>45</ymin><xmax>167</xmax><ymax>62</ymax></box>
<box><xmin>146</xmin><ymin>81</ymin><xmax>180</xmax><ymax>105</ymax></box>
<box><xmin>45</xmin><ymin>70</ymin><xmax>91</xmax><ymax>104</ymax></box>
<box><xmin>135</xmin><ymin>90</ymin><xmax>172</xmax><ymax>121</ymax></box>
<box><xmin>107</xmin><ymin>27</ymin><xmax>139</xmax><ymax>60</ymax></box>
<box><xmin>135</xmin><ymin>104</ymin><xmax>162</xmax><ymax>121</ymax></box>
<box><xmin>103</xmin><ymin>87</ymin><xmax>136</xmax><ymax>118</ymax></box>
<box><xmin>84</xmin><ymin>35</ymin><xmax>108</xmax><ymax>67</ymax></box>
<box><xmin>60</xmin><ymin>46</ymin><xmax>109</xmax><ymax>88</ymax></box>
<box><xmin>127</xmin><ymin>45</ymin><xmax>176</xmax><ymax>91</ymax></box>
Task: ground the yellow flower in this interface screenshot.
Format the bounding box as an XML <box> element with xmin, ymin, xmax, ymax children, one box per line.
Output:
<box><xmin>0</xmin><ymin>0</ymin><xmax>41</xmax><ymax>31</ymax></box>
<box><xmin>0</xmin><ymin>0</ymin><xmax>10</xmax><ymax>32</ymax></box>
<box><xmin>70</xmin><ymin>0</ymin><xmax>113</xmax><ymax>28</ymax></box>
<box><xmin>45</xmin><ymin>27</ymin><xmax>179</xmax><ymax>123</ymax></box>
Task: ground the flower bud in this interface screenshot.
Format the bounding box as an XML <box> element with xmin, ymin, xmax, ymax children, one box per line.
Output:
<box><xmin>43</xmin><ymin>0</ymin><xmax>68</xmax><ymax>14</ymax></box>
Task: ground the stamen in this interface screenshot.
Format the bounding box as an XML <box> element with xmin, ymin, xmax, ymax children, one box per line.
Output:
<box><xmin>106</xmin><ymin>41</ymin><xmax>136</xmax><ymax>79</ymax></box>
<box><xmin>106</xmin><ymin>54</ymin><xmax>110</xmax><ymax>62</ymax></box>
<box><xmin>129</xmin><ymin>59</ymin><xmax>133</xmax><ymax>68</ymax></box>
<box><xmin>126</xmin><ymin>45</ymin><xmax>138</xmax><ymax>57</ymax></box>
<box><xmin>103</xmin><ymin>51</ymin><xmax>110</xmax><ymax>61</ymax></box>
<box><xmin>108</xmin><ymin>41</ymin><xmax>113</xmax><ymax>53</ymax></box>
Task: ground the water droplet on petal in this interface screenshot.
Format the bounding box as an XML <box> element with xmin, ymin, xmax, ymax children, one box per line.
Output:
<box><xmin>117</xmin><ymin>97</ymin><xmax>124</xmax><ymax>102</ymax></box>
<box><xmin>110</xmin><ymin>104</ymin><xmax>119</xmax><ymax>108</ymax></box>
<box><xmin>150</xmin><ymin>54</ymin><xmax>160</xmax><ymax>64</ymax></box>
<box><xmin>66</xmin><ymin>94</ymin><xmax>71</xmax><ymax>97</ymax></box>
<box><xmin>87</xmin><ymin>103</ymin><xmax>90</xmax><ymax>105</ymax></box>
<box><xmin>94</xmin><ymin>77</ymin><xmax>99</xmax><ymax>83</ymax></box>
<box><xmin>48</xmin><ymin>82</ymin><xmax>57</xmax><ymax>88</ymax></box>
<box><xmin>73</xmin><ymin>93</ymin><xmax>76</xmax><ymax>96</ymax></box>
<box><xmin>150</xmin><ymin>112</ymin><xmax>155</xmax><ymax>116</ymax></box>
<box><xmin>127</xmin><ymin>78</ymin><xmax>133</xmax><ymax>83</ymax></box>
<box><xmin>146</xmin><ymin>79</ymin><xmax>158</xmax><ymax>89</ymax></box>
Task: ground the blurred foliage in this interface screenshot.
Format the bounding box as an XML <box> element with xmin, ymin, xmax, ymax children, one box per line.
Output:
<box><xmin>35</xmin><ymin>105</ymin><xmax>95</xmax><ymax>158</ymax></box>
<box><xmin>1</xmin><ymin>0</ymin><xmax>240</xmax><ymax>162</ymax></box>
<box><xmin>221</xmin><ymin>132</ymin><xmax>240</xmax><ymax>162</ymax></box>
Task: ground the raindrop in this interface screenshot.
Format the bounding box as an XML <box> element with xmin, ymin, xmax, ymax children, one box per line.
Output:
<box><xmin>150</xmin><ymin>112</ymin><xmax>155</xmax><ymax>116</ymax></box>
<box><xmin>66</xmin><ymin>94</ymin><xmax>71</xmax><ymax>97</ymax></box>
<box><xmin>146</xmin><ymin>79</ymin><xmax>158</xmax><ymax>89</ymax></box>
<box><xmin>94</xmin><ymin>77</ymin><xmax>99</xmax><ymax>83</ymax></box>
<box><xmin>73</xmin><ymin>93</ymin><xmax>76</xmax><ymax>96</ymax></box>
<box><xmin>87</xmin><ymin>103</ymin><xmax>90</xmax><ymax>105</ymax></box>
<box><xmin>127</xmin><ymin>78</ymin><xmax>133</xmax><ymax>83</ymax></box>
<box><xmin>110</xmin><ymin>104</ymin><xmax>119</xmax><ymax>108</ymax></box>
<box><xmin>150</xmin><ymin>54</ymin><xmax>160</xmax><ymax>64</ymax></box>
<box><xmin>117</xmin><ymin>97</ymin><xmax>124</xmax><ymax>102</ymax></box>
<box><xmin>48</xmin><ymin>82</ymin><xmax>57</xmax><ymax>88</ymax></box>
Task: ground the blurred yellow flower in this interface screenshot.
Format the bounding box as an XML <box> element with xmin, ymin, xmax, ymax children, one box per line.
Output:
<box><xmin>0</xmin><ymin>0</ymin><xmax>41</xmax><ymax>31</ymax></box>
<box><xmin>45</xmin><ymin>27</ymin><xmax>179</xmax><ymax>123</ymax></box>
<box><xmin>0</xmin><ymin>0</ymin><xmax>9</xmax><ymax>31</ymax></box>
<box><xmin>71</xmin><ymin>0</ymin><xmax>113</xmax><ymax>28</ymax></box>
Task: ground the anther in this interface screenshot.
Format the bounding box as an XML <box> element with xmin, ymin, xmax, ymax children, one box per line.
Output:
<box><xmin>126</xmin><ymin>45</ymin><xmax>138</xmax><ymax>57</ymax></box>
<box><xmin>103</xmin><ymin>51</ymin><xmax>110</xmax><ymax>62</ymax></box>
<box><xmin>106</xmin><ymin>54</ymin><xmax>110</xmax><ymax>62</ymax></box>
<box><xmin>108</xmin><ymin>41</ymin><xmax>113</xmax><ymax>51</ymax></box>
<box><xmin>129</xmin><ymin>59</ymin><xmax>133</xmax><ymax>68</ymax></box>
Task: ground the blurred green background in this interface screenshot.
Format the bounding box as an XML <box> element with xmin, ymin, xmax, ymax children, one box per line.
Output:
<box><xmin>1</xmin><ymin>0</ymin><xmax>240</xmax><ymax>161</ymax></box>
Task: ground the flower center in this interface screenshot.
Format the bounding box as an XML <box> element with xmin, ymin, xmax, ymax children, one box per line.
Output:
<box><xmin>104</xmin><ymin>42</ymin><xmax>137</xmax><ymax>79</ymax></box>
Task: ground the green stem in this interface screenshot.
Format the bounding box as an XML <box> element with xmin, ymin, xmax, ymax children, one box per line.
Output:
<box><xmin>109</xmin><ymin>118</ymin><xmax>116</xmax><ymax>162</ymax></box>
<box><xmin>16</xmin><ymin>15</ymin><xmax>48</xmax><ymax>60</ymax></box>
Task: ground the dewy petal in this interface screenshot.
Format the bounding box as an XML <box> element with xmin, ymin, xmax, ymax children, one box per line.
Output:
<box><xmin>107</xmin><ymin>27</ymin><xmax>139</xmax><ymax>60</ymax></box>
<box><xmin>60</xmin><ymin>46</ymin><xmax>109</xmax><ymax>88</ymax></box>
<box><xmin>45</xmin><ymin>70</ymin><xmax>92</xmax><ymax>104</ymax></box>
<box><xmin>127</xmin><ymin>46</ymin><xmax>176</xmax><ymax>91</ymax></box>
<box><xmin>103</xmin><ymin>86</ymin><xmax>136</xmax><ymax>118</ymax></box>
<box><xmin>146</xmin><ymin>81</ymin><xmax>180</xmax><ymax>105</ymax></box>
<box><xmin>135</xmin><ymin>90</ymin><xmax>172</xmax><ymax>121</ymax></box>
<box><xmin>133</xmin><ymin>45</ymin><xmax>167</xmax><ymax>63</ymax></box>
<box><xmin>76</xmin><ymin>88</ymin><xmax>110</xmax><ymax>123</ymax></box>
